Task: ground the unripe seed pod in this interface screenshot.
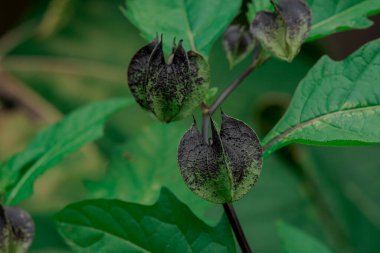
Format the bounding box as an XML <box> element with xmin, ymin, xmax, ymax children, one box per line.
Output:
<box><xmin>127</xmin><ymin>36</ymin><xmax>210</xmax><ymax>123</ymax></box>
<box><xmin>251</xmin><ymin>0</ymin><xmax>311</xmax><ymax>62</ymax></box>
<box><xmin>0</xmin><ymin>205</ymin><xmax>34</xmax><ymax>253</ymax></box>
<box><xmin>178</xmin><ymin>112</ymin><xmax>263</xmax><ymax>203</ymax></box>
<box><xmin>223</xmin><ymin>25</ymin><xmax>256</xmax><ymax>68</ymax></box>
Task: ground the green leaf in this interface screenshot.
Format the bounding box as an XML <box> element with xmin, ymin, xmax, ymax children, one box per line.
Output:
<box><xmin>277</xmin><ymin>223</ymin><xmax>332</xmax><ymax>253</ymax></box>
<box><xmin>121</xmin><ymin>0</ymin><xmax>242</xmax><ymax>56</ymax></box>
<box><xmin>203</xmin><ymin>87</ymin><xmax>218</xmax><ymax>104</ymax></box>
<box><xmin>307</xmin><ymin>0</ymin><xmax>380</xmax><ymax>41</ymax></box>
<box><xmin>262</xmin><ymin>38</ymin><xmax>380</xmax><ymax>158</ymax></box>
<box><xmin>0</xmin><ymin>98</ymin><xmax>131</xmax><ymax>205</ymax></box>
<box><xmin>56</xmin><ymin>188</ymin><xmax>236</xmax><ymax>253</ymax></box>
<box><xmin>85</xmin><ymin>122</ymin><xmax>212</xmax><ymax>222</ymax></box>
<box><xmin>247</xmin><ymin>0</ymin><xmax>380</xmax><ymax>42</ymax></box>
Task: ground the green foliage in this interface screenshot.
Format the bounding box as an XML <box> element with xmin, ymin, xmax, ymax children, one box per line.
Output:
<box><xmin>203</xmin><ymin>87</ymin><xmax>218</xmax><ymax>104</ymax></box>
<box><xmin>121</xmin><ymin>0</ymin><xmax>242</xmax><ymax>56</ymax></box>
<box><xmin>263</xmin><ymin>39</ymin><xmax>380</xmax><ymax>157</ymax></box>
<box><xmin>85</xmin><ymin>122</ymin><xmax>212</xmax><ymax>221</ymax></box>
<box><xmin>307</xmin><ymin>0</ymin><xmax>380</xmax><ymax>41</ymax></box>
<box><xmin>56</xmin><ymin>188</ymin><xmax>235</xmax><ymax>253</ymax></box>
<box><xmin>277</xmin><ymin>223</ymin><xmax>332</xmax><ymax>253</ymax></box>
<box><xmin>0</xmin><ymin>99</ymin><xmax>131</xmax><ymax>205</ymax></box>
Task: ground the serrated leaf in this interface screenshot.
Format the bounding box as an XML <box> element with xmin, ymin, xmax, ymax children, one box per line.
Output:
<box><xmin>85</xmin><ymin>122</ymin><xmax>212</xmax><ymax>222</ymax></box>
<box><xmin>277</xmin><ymin>223</ymin><xmax>332</xmax><ymax>253</ymax></box>
<box><xmin>0</xmin><ymin>98</ymin><xmax>132</xmax><ymax>205</ymax></box>
<box><xmin>307</xmin><ymin>0</ymin><xmax>380</xmax><ymax>41</ymax></box>
<box><xmin>121</xmin><ymin>0</ymin><xmax>242</xmax><ymax>57</ymax></box>
<box><xmin>262</xmin><ymin>39</ymin><xmax>380</xmax><ymax>158</ymax></box>
<box><xmin>247</xmin><ymin>0</ymin><xmax>380</xmax><ymax>42</ymax></box>
<box><xmin>56</xmin><ymin>188</ymin><xmax>236</xmax><ymax>253</ymax></box>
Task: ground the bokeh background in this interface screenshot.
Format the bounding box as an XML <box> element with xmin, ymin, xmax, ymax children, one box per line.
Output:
<box><xmin>1</xmin><ymin>0</ymin><xmax>380</xmax><ymax>252</ymax></box>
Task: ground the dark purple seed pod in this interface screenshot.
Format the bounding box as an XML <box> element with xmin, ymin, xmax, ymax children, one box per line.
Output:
<box><xmin>178</xmin><ymin>112</ymin><xmax>263</xmax><ymax>203</ymax></box>
<box><xmin>0</xmin><ymin>205</ymin><xmax>34</xmax><ymax>253</ymax></box>
<box><xmin>223</xmin><ymin>25</ymin><xmax>256</xmax><ymax>67</ymax></box>
<box><xmin>251</xmin><ymin>0</ymin><xmax>311</xmax><ymax>62</ymax></box>
<box><xmin>127</xmin><ymin>36</ymin><xmax>210</xmax><ymax>123</ymax></box>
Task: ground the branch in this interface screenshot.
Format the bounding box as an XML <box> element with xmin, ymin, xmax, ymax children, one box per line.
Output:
<box><xmin>223</xmin><ymin>203</ymin><xmax>253</xmax><ymax>253</ymax></box>
<box><xmin>202</xmin><ymin>46</ymin><xmax>261</xmax><ymax>141</ymax></box>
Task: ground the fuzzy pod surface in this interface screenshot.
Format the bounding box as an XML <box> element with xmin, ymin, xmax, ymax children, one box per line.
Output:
<box><xmin>251</xmin><ymin>0</ymin><xmax>311</xmax><ymax>62</ymax></box>
<box><xmin>0</xmin><ymin>205</ymin><xmax>34</xmax><ymax>253</ymax></box>
<box><xmin>178</xmin><ymin>113</ymin><xmax>263</xmax><ymax>203</ymax></box>
<box><xmin>128</xmin><ymin>37</ymin><xmax>210</xmax><ymax>123</ymax></box>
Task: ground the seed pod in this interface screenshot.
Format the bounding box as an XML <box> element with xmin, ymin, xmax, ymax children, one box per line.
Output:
<box><xmin>0</xmin><ymin>205</ymin><xmax>34</xmax><ymax>253</ymax></box>
<box><xmin>250</xmin><ymin>0</ymin><xmax>311</xmax><ymax>62</ymax></box>
<box><xmin>223</xmin><ymin>25</ymin><xmax>256</xmax><ymax>67</ymax></box>
<box><xmin>178</xmin><ymin>112</ymin><xmax>263</xmax><ymax>203</ymax></box>
<box><xmin>127</xmin><ymin>36</ymin><xmax>210</xmax><ymax>123</ymax></box>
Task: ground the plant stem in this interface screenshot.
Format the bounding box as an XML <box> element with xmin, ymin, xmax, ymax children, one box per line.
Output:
<box><xmin>201</xmin><ymin>47</ymin><xmax>261</xmax><ymax>253</ymax></box>
<box><xmin>223</xmin><ymin>203</ymin><xmax>253</xmax><ymax>253</ymax></box>
<box><xmin>202</xmin><ymin>46</ymin><xmax>261</xmax><ymax>141</ymax></box>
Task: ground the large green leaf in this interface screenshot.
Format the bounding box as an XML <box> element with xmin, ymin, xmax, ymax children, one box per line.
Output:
<box><xmin>0</xmin><ymin>98</ymin><xmax>131</xmax><ymax>205</ymax></box>
<box><xmin>85</xmin><ymin>122</ymin><xmax>212</xmax><ymax>222</ymax></box>
<box><xmin>246</xmin><ymin>0</ymin><xmax>380</xmax><ymax>41</ymax></box>
<box><xmin>307</xmin><ymin>0</ymin><xmax>380</xmax><ymax>41</ymax></box>
<box><xmin>56</xmin><ymin>188</ymin><xmax>235</xmax><ymax>253</ymax></box>
<box><xmin>121</xmin><ymin>0</ymin><xmax>242</xmax><ymax>56</ymax></box>
<box><xmin>262</xmin><ymin>39</ymin><xmax>380</xmax><ymax>158</ymax></box>
<box><xmin>303</xmin><ymin>145</ymin><xmax>380</xmax><ymax>252</ymax></box>
<box><xmin>277</xmin><ymin>223</ymin><xmax>332</xmax><ymax>253</ymax></box>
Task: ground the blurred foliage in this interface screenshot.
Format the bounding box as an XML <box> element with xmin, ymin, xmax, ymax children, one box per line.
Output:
<box><xmin>0</xmin><ymin>0</ymin><xmax>379</xmax><ymax>252</ymax></box>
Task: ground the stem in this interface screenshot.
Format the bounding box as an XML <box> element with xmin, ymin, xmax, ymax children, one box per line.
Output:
<box><xmin>201</xmin><ymin>47</ymin><xmax>261</xmax><ymax>253</ymax></box>
<box><xmin>202</xmin><ymin>46</ymin><xmax>261</xmax><ymax>141</ymax></box>
<box><xmin>223</xmin><ymin>203</ymin><xmax>252</xmax><ymax>253</ymax></box>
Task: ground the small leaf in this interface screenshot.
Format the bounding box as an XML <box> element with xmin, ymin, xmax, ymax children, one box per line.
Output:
<box><xmin>0</xmin><ymin>205</ymin><xmax>34</xmax><ymax>253</ymax></box>
<box><xmin>128</xmin><ymin>37</ymin><xmax>210</xmax><ymax>122</ymax></box>
<box><xmin>262</xmin><ymin>38</ymin><xmax>380</xmax><ymax>158</ymax></box>
<box><xmin>0</xmin><ymin>98</ymin><xmax>132</xmax><ymax>205</ymax></box>
<box><xmin>122</xmin><ymin>0</ymin><xmax>242</xmax><ymax>57</ymax></box>
<box><xmin>56</xmin><ymin>188</ymin><xmax>236</xmax><ymax>253</ymax></box>
<box><xmin>223</xmin><ymin>25</ymin><xmax>256</xmax><ymax>68</ymax></box>
<box><xmin>307</xmin><ymin>0</ymin><xmax>380</xmax><ymax>41</ymax></box>
<box><xmin>203</xmin><ymin>87</ymin><xmax>219</xmax><ymax>104</ymax></box>
<box><xmin>277</xmin><ymin>223</ymin><xmax>332</xmax><ymax>253</ymax></box>
<box><xmin>178</xmin><ymin>113</ymin><xmax>262</xmax><ymax>203</ymax></box>
<box><xmin>251</xmin><ymin>0</ymin><xmax>311</xmax><ymax>62</ymax></box>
